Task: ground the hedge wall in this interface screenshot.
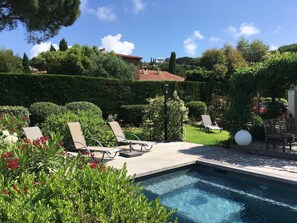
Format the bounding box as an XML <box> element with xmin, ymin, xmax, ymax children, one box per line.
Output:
<box><xmin>0</xmin><ymin>73</ymin><xmax>228</xmax><ymax>117</ymax></box>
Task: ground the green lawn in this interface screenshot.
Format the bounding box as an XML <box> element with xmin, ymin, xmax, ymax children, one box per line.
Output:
<box><xmin>185</xmin><ymin>125</ymin><xmax>230</xmax><ymax>145</ymax></box>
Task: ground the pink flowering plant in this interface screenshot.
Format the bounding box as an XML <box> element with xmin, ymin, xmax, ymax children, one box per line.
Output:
<box><xmin>0</xmin><ymin>132</ymin><xmax>65</xmax><ymax>181</ymax></box>
<box><xmin>0</xmin><ymin>113</ymin><xmax>28</xmax><ymax>137</ymax></box>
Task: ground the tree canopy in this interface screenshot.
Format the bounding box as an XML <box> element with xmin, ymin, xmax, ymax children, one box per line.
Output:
<box><xmin>0</xmin><ymin>0</ymin><xmax>80</xmax><ymax>43</ymax></box>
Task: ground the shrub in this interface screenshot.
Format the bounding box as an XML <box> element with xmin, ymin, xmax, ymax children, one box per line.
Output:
<box><xmin>0</xmin><ymin>132</ymin><xmax>65</xmax><ymax>181</ymax></box>
<box><xmin>29</xmin><ymin>102</ymin><xmax>65</xmax><ymax>125</ymax></box>
<box><xmin>65</xmin><ymin>101</ymin><xmax>102</xmax><ymax>117</ymax></box>
<box><xmin>0</xmin><ymin>105</ymin><xmax>29</xmax><ymax>117</ymax></box>
<box><xmin>0</xmin><ymin>113</ymin><xmax>28</xmax><ymax>137</ymax></box>
<box><xmin>186</xmin><ymin>101</ymin><xmax>207</xmax><ymax>121</ymax></box>
<box><xmin>42</xmin><ymin>110</ymin><xmax>115</xmax><ymax>149</ymax></box>
<box><xmin>0</xmin><ymin>162</ymin><xmax>177</xmax><ymax>222</ymax></box>
<box><xmin>248</xmin><ymin>114</ymin><xmax>265</xmax><ymax>140</ymax></box>
<box><xmin>120</xmin><ymin>104</ymin><xmax>148</xmax><ymax>126</ymax></box>
<box><xmin>143</xmin><ymin>91</ymin><xmax>188</xmax><ymax>141</ymax></box>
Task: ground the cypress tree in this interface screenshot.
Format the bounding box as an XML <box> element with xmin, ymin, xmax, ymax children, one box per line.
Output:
<box><xmin>22</xmin><ymin>53</ymin><xmax>31</xmax><ymax>73</ymax></box>
<box><xmin>50</xmin><ymin>44</ymin><xmax>56</xmax><ymax>51</ymax></box>
<box><xmin>59</xmin><ymin>38</ymin><xmax>68</xmax><ymax>51</ymax></box>
<box><xmin>168</xmin><ymin>51</ymin><xmax>176</xmax><ymax>74</ymax></box>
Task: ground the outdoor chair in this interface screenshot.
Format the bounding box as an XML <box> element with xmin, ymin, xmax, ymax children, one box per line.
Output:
<box><xmin>22</xmin><ymin>126</ymin><xmax>43</xmax><ymax>140</ymax></box>
<box><xmin>67</xmin><ymin>122</ymin><xmax>121</xmax><ymax>162</ymax></box>
<box><xmin>201</xmin><ymin>115</ymin><xmax>223</xmax><ymax>133</ymax></box>
<box><xmin>108</xmin><ymin>121</ymin><xmax>156</xmax><ymax>152</ymax></box>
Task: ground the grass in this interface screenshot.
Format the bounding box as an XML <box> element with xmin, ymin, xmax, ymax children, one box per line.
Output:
<box><xmin>185</xmin><ymin>124</ymin><xmax>230</xmax><ymax>145</ymax></box>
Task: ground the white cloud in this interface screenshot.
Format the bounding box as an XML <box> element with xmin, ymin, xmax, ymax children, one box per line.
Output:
<box><xmin>29</xmin><ymin>42</ymin><xmax>58</xmax><ymax>59</ymax></box>
<box><xmin>183</xmin><ymin>38</ymin><xmax>197</xmax><ymax>57</ymax></box>
<box><xmin>96</xmin><ymin>6</ymin><xmax>117</xmax><ymax>22</ymax></box>
<box><xmin>132</xmin><ymin>0</ymin><xmax>146</xmax><ymax>14</ymax></box>
<box><xmin>101</xmin><ymin>34</ymin><xmax>135</xmax><ymax>55</ymax></box>
<box><xmin>226</xmin><ymin>23</ymin><xmax>260</xmax><ymax>37</ymax></box>
<box><xmin>80</xmin><ymin>0</ymin><xmax>95</xmax><ymax>14</ymax></box>
<box><xmin>269</xmin><ymin>44</ymin><xmax>278</xmax><ymax>51</ymax></box>
<box><xmin>274</xmin><ymin>25</ymin><xmax>282</xmax><ymax>33</ymax></box>
<box><xmin>209</xmin><ymin>36</ymin><xmax>220</xmax><ymax>42</ymax></box>
<box><xmin>183</xmin><ymin>30</ymin><xmax>204</xmax><ymax>56</ymax></box>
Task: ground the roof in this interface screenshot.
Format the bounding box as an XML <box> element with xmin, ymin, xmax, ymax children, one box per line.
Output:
<box><xmin>116</xmin><ymin>54</ymin><xmax>143</xmax><ymax>60</ymax></box>
<box><xmin>138</xmin><ymin>70</ymin><xmax>185</xmax><ymax>81</ymax></box>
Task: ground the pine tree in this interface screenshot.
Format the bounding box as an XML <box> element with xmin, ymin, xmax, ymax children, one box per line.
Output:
<box><xmin>50</xmin><ymin>44</ymin><xmax>56</xmax><ymax>51</ymax></box>
<box><xmin>22</xmin><ymin>53</ymin><xmax>31</xmax><ymax>73</ymax></box>
<box><xmin>168</xmin><ymin>52</ymin><xmax>176</xmax><ymax>74</ymax></box>
<box><xmin>59</xmin><ymin>38</ymin><xmax>68</xmax><ymax>51</ymax></box>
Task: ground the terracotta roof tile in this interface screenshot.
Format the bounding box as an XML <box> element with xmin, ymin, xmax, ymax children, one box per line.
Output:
<box><xmin>138</xmin><ymin>70</ymin><xmax>185</xmax><ymax>81</ymax></box>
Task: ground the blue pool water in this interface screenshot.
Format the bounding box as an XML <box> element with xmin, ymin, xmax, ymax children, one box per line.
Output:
<box><xmin>138</xmin><ymin>164</ymin><xmax>297</xmax><ymax>223</ymax></box>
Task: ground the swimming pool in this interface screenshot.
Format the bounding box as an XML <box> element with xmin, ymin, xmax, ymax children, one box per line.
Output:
<box><xmin>138</xmin><ymin>163</ymin><xmax>297</xmax><ymax>223</ymax></box>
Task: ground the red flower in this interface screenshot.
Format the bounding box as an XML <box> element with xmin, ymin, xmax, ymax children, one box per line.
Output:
<box><xmin>90</xmin><ymin>162</ymin><xmax>98</xmax><ymax>169</ymax></box>
<box><xmin>24</xmin><ymin>138</ymin><xmax>31</xmax><ymax>144</ymax></box>
<box><xmin>99</xmin><ymin>166</ymin><xmax>106</xmax><ymax>171</ymax></box>
<box><xmin>2</xmin><ymin>152</ymin><xmax>14</xmax><ymax>159</ymax></box>
<box><xmin>33</xmin><ymin>139</ymin><xmax>41</xmax><ymax>146</ymax></box>
<box><xmin>6</xmin><ymin>159</ymin><xmax>19</xmax><ymax>170</ymax></box>
<box><xmin>40</xmin><ymin>136</ymin><xmax>47</xmax><ymax>144</ymax></box>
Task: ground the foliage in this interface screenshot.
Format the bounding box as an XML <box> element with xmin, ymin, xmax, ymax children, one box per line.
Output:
<box><xmin>0</xmin><ymin>161</ymin><xmax>177</xmax><ymax>222</ymax></box>
<box><xmin>186</xmin><ymin>101</ymin><xmax>207</xmax><ymax>121</ymax></box>
<box><xmin>236</xmin><ymin>38</ymin><xmax>269</xmax><ymax>64</ymax></box>
<box><xmin>65</xmin><ymin>101</ymin><xmax>102</xmax><ymax>117</ymax></box>
<box><xmin>200</xmin><ymin>48</ymin><xmax>228</xmax><ymax>81</ymax></box>
<box><xmin>0</xmin><ymin>48</ymin><xmax>22</xmax><ymax>72</ymax></box>
<box><xmin>59</xmin><ymin>38</ymin><xmax>68</xmax><ymax>51</ymax></box>
<box><xmin>185</xmin><ymin>125</ymin><xmax>229</xmax><ymax>145</ymax></box>
<box><xmin>248</xmin><ymin>114</ymin><xmax>265</xmax><ymax>140</ymax></box>
<box><xmin>50</xmin><ymin>44</ymin><xmax>56</xmax><ymax>52</ymax></box>
<box><xmin>22</xmin><ymin>53</ymin><xmax>31</xmax><ymax>73</ymax></box>
<box><xmin>0</xmin><ymin>0</ymin><xmax>80</xmax><ymax>43</ymax></box>
<box><xmin>120</xmin><ymin>104</ymin><xmax>148</xmax><ymax>126</ymax></box>
<box><xmin>278</xmin><ymin>44</ymin><xmax>297</xmax><ymax>53</ymax></box>
<box><xmin>0</xmin><ymin>114</ymin><xmax>28</xmax><ymax>137</ymax></box>
<box><xmin>0</xmin><ymin>133</ymin><xmax>65</xmax><ymax>181</ymax></box>
<box><xmin>0</xmin><ymin>73</ymin><xmax>228</xmax><ymax>116</ymax></box>
<box><xmin>0</xmin><ymin>106</ymin><xmax>29</xmax><ymax>117</ymax></box>
<box><xmin>31</xmin><ymin>45</ymin><xmax>136</xmax><ymax>79</ymax></box>
<box><xmin>29</xmin><ymin>102</ymin><xmax>65</xmax><ymax>125</ymax></box>
<box><xmin>168</xmin><ymin>51</ymin><xmax>176</xmax><ymax>74</ymax></box>
<box><xmin>226</xmin><ymin>52</ymin><xmax>297</xmax><ymax>138</ymax></box>
<box><xmin>143</xmin><ymin>91</ymin><xmax>188</xmax><ymax>141</ymax></box>
<box><xmin>42</xmin><ymin>110</ymin><xmax>115</xmax><ymax>148</ymax></box>
<box><xmin>222</xmin><ymin>44</ymin><xmax>248</xmax><ymax>76</ymax></box>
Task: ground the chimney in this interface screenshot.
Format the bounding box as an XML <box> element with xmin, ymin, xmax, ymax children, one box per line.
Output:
<box><xmin>142</xmin><ymin>66</ymin><xmax>148</xmax><ymax>75</ymax></box>
<box><xmin>157</xmin><ymin>68</ymin><xmax>162</xmax><ymax>75</ymax></box>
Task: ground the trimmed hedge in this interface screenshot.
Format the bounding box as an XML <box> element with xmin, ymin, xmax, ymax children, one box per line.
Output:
<box><xmin>0</xmin><ymin>105</ymin><xmax>29</xmax><ymax>117</ymax></box>
<box><xmin>0</xmin><ymin>73</ymin><xmax>228</xmax><ymax>117</ymax></box>
<box><xmin>29</xmin><ymin>102</ymin><xmax>65</xmax><ymax>125</ymax></box>
<box><xmin>120</xmin><ymin>104</ymin><xmax>148</xmax><ymax>125</ymax></box>
<box><xmin>187</xmin><ymin>101</ymin><xmax>207</xmax><ymax>121</ymax></box>
<box><xmin>65</xmin><ymin>101</ymin><xmax>102</xmax><ymax>117</ymax></box>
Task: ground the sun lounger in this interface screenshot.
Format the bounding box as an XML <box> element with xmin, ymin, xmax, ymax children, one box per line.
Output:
<box><xmin>67</xmin><ymin>122</ymin><xmax>121</xmax><ymax>162</ymax></box>
<box><xmin>201</xmin><ymin>115</ymin><xmax>223</xmax><ymax>133</ymax></box>
<box><xmin>22</xmin><ymin>126</ymin><xmax>43</xmax><ymax>140</ymax></box>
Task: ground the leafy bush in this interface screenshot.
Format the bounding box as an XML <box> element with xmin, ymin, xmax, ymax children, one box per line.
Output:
<box><xmin>42</xmin><ymin>110</ymin><xmax>115</xmax><ymax>149</ymax></box>
<box><xmin>0</xmin><ymin>105</ymin><xmax>29</xmax><ymax>117</ymax></box>
<box><xmin>248</xmin><ymin>114</ymin><xmax>264</xmax><ymax>140</ymax></box>
<box><xmin>0</xmin><ymin>113</ymin><xmax>28</xmax><ymax>137</ymax></box>
<box><xmin>0</xmin><ymin>162</ymin><xmax>177</xmax><ymax>222</ymax></box>
<box><xmin>29</xmin><ymin>102</ymin><xmax>65</xmax><ymax>125</ymax></box>
<box><xmin>143</xmin><ymin>91</ymin><xmax>188</xmax><ymax>141</ymax></box>
<box><xmin>65</xmin><ymin>101</ymin><xmax>102</xmax><ymax>117</ymax></box>
<box><xmin>0</xmin><ymin>73</ymin><xmax>228</xmax><ymax>117</ymax></box>
<box><xmin>186</xmin><ymin>101</ymin><xmax>207</xmax><ymax>121</ymax></box>
<box><xmin>120</xmin><ymin>104</ymin><xmax>148</xmax><ymax>126</ymax></box>
<box><xmin>0</xmin><ymin>133</ymin><xmax>65</xmax><ymax>181</ymax></box>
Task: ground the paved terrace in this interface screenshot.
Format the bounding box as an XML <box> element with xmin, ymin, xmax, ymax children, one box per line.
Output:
<box><xmin>103</xmin><ymin>142</ymin><xmax>297</xmax><ymax>185</ymax></box>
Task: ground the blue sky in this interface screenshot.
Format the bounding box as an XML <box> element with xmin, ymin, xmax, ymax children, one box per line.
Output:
<box><xmin>0</xmin><ymin>0</ymin><xmax>297</xmax><ymax>61</ymax></box>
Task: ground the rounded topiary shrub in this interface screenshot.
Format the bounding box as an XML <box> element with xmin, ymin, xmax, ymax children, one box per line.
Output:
<box><xmin>29</xmin><ymin>102</ymin><xmax>65</xmax><ymax>125</ymax></box>
<box><xmin>0</xmin><ymin>106</ymin><xmax>29</xmax><ymax>118</ymax></box>
<box><xmin>65</xmin><ymin>101</ymin><xmax>102</xmax><ymax>118</ymax></box>
<box><xmin>186</xmin><ymin>101</ymin><xmax>207</xmax><ymax>121</ymax></box>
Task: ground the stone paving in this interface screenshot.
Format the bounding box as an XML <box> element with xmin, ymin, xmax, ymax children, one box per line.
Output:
<box><xmin>103</xmin><ymin>142</ymin><xmax>297</xmax><ymax>185</ymax></box>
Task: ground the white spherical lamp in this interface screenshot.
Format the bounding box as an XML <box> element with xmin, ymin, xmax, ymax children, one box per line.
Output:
<box><xmin>235</xmin><ymin>130</ymin><xmax>252</xmax><ymax>146</ymax></box>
